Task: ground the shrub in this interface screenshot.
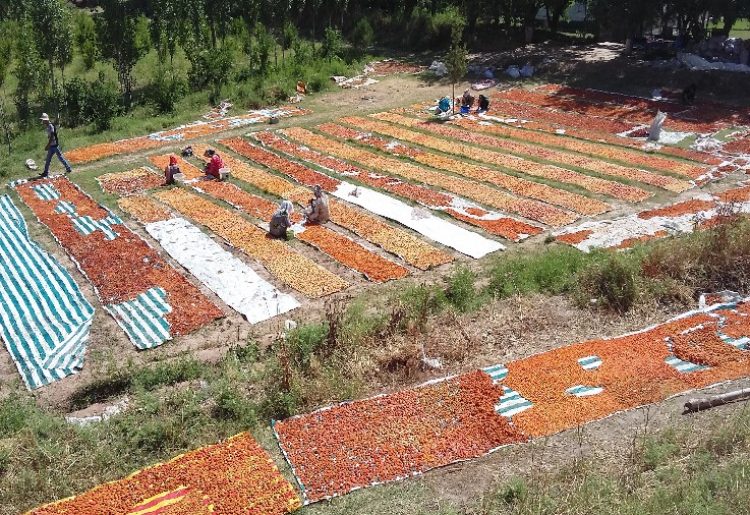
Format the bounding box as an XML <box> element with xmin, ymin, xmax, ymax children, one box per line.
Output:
<box><xmin>486</xmin><ymin>247</ymin><xmax>589</xmax><ymax>298</ymax></box>
<box><xmin>228</xmin><ymin>339</ymin><xmax>260</xmax><ymax>364</ymax></box>
<box><xmin>286</xmin><ymin>323</ymin><xmax>329</xmax><ymax>371</ymax></box>
<box><xmin>129</xmin><ymin>419</ymin><xmax>171</xmax><ymax>453</ymax></box>
<box><xmin>497</xmin><ymin>477</ymin><xmax>529</xmax><ymax>505</ymax></box>
<box><xmin>131</xmin><ymin>358</ymin><xmax>203</xmax><ymax>391</ymax></box>
<box><xmin>341</xmin><ymin>301</ymin><xmax>386</xmax><ymax>345</ymax></box>
<box><xmin>641</xmin><ymin>217</ymin><xmax>750</xmax><ymax>295</ymax></box>
<box><xmin>350</xmin><ymin>18</ymin><xmax>375</xmax><ymax>49</ymax></box>
<box><xmin>445</xmin><ymin>266</ymin><xmax>479</xmax><ymax>312</ymax></box>
<box><xmin>0</xmin><ymin>393</ymin><xmax>36</xmax><ymax>435</ymax></box>
<box><xmin>400</xmin><ymin>283</ymin><xmax>447</xmax><ymax>333</ymax></box>
<box><xmin>0</xmin><ymin>446</ymin><xmax>9</xmax><ymax>476</ymax></box>
<box><xmin>291</xmin><ymin>38</ymin><xmax>314</xmax><ymax>70</ymax></box>
<box><xmin>212</xmin><ymin>384</ymin><xmax>258</xmax><ymax>426</ymax></box>
<box><xmin>639</xmin><ymin>430</ymin><xmax>681</xmax><ymax>471</ymax></box>
<box><xmin>305</xmin><ymin>73</ymin><xmax>327</xmax><ymax>93</ymax></box>
<box><xmin>63</xmin><ymin>78</ymin><xmax>88</xmax><ymax>126</ymax></box>
<box><xmin>85</xmin><ymin>73</ymin><xmax>121</xmax><ymax>131</ymax></box>
<box><xmin>148</xmin><ymin>68</ymin><xmax>188</xmax><ymax>113</ymax></box>
<box><xmin>320</xmin><ymin>27</ymin><xmax>343</xmax><ymax>62</ymax></box>
<box><xmin>574</xmin><ymin>254</ymin><xmax>640</xmax><ymax>313</ymax></box>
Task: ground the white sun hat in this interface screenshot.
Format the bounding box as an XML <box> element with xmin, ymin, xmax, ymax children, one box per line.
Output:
<box><xmin>40</xmin><ymin>113</ymin><xmax>50</xmax><ymax>121</ymax></box>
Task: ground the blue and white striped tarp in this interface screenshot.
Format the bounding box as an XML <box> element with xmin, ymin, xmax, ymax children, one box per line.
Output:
<box><xmin>0</xmin><ymin>195</ymin><xmax>95</xmax><ymax>389</ymax></box>
<box><xmin>70</xmin><ymin>214</ymin><xmax>121</xmax><ymax>240</ymax></box>
<box><xmin>720</xmin><ymin>334</ymin><xmax>749</xmax><ymax>350</ymax></box>
<box><xmin>664</xmin><ymin>355</ymin><xmax>708</xmax><ymax>373</ymax></box>
<box><xmin>105</xmin><ymin>287</ymin><xmax>172</xmax><ymax>350</ymax></box>
<box><xmin>53</xmin><ymin>200</ymin><xmax>122</xmax><ymax>240</ymax></box>
<box><xmin>495</xmin><ymin>386</ymin><xmax>533</xmax><ymax>418</ymax></box>
<box><xmin>482</xmin><ymin>363</ymin><xmax>508</xmax><ymax>383</ymax></box>
<box><xmin>54</xmin><ymin>200</ymin><xmax>76</xmax><ymax>215</ymax></box>
<box><xmin>33</xmin><ymin>183</ymin><xmax>60</xmax><ymax>201</ymax></box>
<box><xmin>566</xmin><ymin>385</ymin><xmax>605</xmax><ymax>397</ymax></box>
<box><xmin>578</xmin><ymin>355</ymin><xmax>603</xmax><ymax>370</ymax></box>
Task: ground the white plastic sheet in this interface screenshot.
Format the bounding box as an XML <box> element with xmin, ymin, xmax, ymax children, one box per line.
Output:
<box><xmin>146</xmin><ymin>218</ymin><xmax>300</xmax><ymax>323</ymax></box>
<box><xmin>678</xmin><ymin>52</ymin><xmax>750</xmax><ymax>73</ymax></box>
<box><xmin>331</xmin><ymin>182</ymin><xmax>504</xmax><ymax>259</ymax></box>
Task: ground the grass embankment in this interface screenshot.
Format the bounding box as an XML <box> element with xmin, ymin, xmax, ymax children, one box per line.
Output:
<box><xmin>3</xmin><ymin>217</ymin><xmax>750</xmax><ymax>513</ymax></box>
<box><xmin>479</xmin><ymin>410</ymin><xmax>750</xmax><ymax>515</ymax></box>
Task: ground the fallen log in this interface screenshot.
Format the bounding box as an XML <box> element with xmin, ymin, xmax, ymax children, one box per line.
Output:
<box><xmin>683</xmin><ymin>388</ymin><xmax>750</xmax><ymax>414</ymax></box>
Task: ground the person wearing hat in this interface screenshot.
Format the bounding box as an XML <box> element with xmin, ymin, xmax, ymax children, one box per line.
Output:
<box><xmin>164</xmin><ymin>155</ymin><xmax>181</xmax><ymax>185</ymax></box>
<box><xmin>304</xmin><ymin>185</ymin><xmax>330</xmax><ymax>224</ymax></box>
<box><xmin>203</xmin><ymin>148</ymin><xmax>225</xmax><ymax>181</ymax></box>
<box><xmin>40</xmin><ymin>113</ymin><xmax>72</xmax><ymax>177</ymax></box>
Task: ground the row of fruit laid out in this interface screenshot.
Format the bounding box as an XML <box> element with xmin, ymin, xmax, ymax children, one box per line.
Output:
<box><xmin>533</xmin><ymin>84</ymin><xmax>750</xmax><ymax>133</ymax></box>
<box><xmin>379</xmin><ymin>106</ymin><xmax>749</xmax><ymax>185</ymax></box>
<box><xmin>492</xmin><ymin>87</ymin><xmax>736</xmax><ymax>135</ymax></box>
<box><xmin>250</xmin><ymin>130</ymin><xmax>550</xmax><ymax>239</ymax></box>
<box><xmin>274</xmin><ymin>297</ymin><xmax>750</xmax><ymax>503</ymax></box>
<box><xmin>14</xmin><ymin>177</ymin><xmax>223</xmax><ymax>351</ymax></box>
<box><xmin>11</xmin><ymin>108</ymin><xmax>742</xmax><ymax>391</ymax></box>
<box><xmin>371</xmin><ymin>112</ymin><xmax>693</xmax><ymax>192</ymax></box>
<box><xmin>488</xmin><ymin>86</ymin><xmax>750</xmax><ymax>161</ymax></box>
<box><xmin>74</xmin><ymin>105</ymin><xmax>739</xmax><ymax>316</ymax></box>
<box><xmin>401</xmin><ymin>107</ymin><xmax>708</xmax><ymax>179</ymax></box>
<box><xmin>28</xmin><ymin>297</ymin><xmax>750</xmax><ymax>512</ymax></box>
<box><xmin>95</xmin><ymin>118</ymin><xmax>657</xmax><ymax>331</ymax></box>
<box><xmin>65</xmin><ymin>106</ymin><xmax>308</xmax><ymax>165</ymax></box>
<box><xmin>99</xmin><ymin>145</ymin><xmax>475</xmax><ymax>300</ymax></box>
<box><xmin>554</xmin><ymin>184</ymin><xmax>750</xmax><ymax>251</ymax></box>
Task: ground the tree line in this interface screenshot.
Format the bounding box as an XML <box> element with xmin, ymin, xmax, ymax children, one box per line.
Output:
<box><xmin>0</xmin><ymin>0</ymin><xmax>747</xmax><ymax>141</ymax></box>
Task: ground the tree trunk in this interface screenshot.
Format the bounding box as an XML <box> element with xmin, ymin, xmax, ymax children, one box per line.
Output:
<box><xmin>722</xmin><ymin>15</ymin><xmax>737</xmax><ymax>37</ymax></box>
<box><xmin>452</xmin><ymin>82</ymin><xmax>455</xmax><ymax>114</ymax></box>
<box><xmin>550</xmin><ymin>6</ymin><xmax>564</xmax><ymax>34</ymax></box>
<box><xmin>525</xmin><ymin>25</ymin><xmax>534</xmax><ymax>44</ymax></box>
<box><xmin>0</xmin><ymin>100</ymin><xmax>11</xmax><ymax>154</ymax></box>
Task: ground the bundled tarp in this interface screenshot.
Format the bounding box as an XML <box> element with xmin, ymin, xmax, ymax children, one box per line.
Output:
<box><xmin>0</xmin><ymin>195</ymin><xmax>95</xmax><ymax>389</ymax></box>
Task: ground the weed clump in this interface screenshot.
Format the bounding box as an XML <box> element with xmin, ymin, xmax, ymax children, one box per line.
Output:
<box><xmin>574</xmin><ymin>254</ymin><xmax>640</xmax><ymax>313</ymax></box>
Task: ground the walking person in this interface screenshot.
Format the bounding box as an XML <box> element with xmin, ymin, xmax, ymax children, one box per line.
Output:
<box><xmin>40</xmin><ymin>113</ymin><xmax>72</xmax><ymax>178</ymax></box>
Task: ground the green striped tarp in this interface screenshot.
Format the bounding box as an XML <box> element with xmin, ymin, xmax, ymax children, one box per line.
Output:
<box><xmin>0</xmin><ymin>195</ymin><xmax>95</xmax><ymax>389</ymax></box>
<box><xmin>54</xmin><ymin>199</ymin><xmax>123</xmax><ymax>240</ymax></box>
<box><xmin>105</xmin><ymin>287</ymin><xmax>172</xmax><ymax>350</ymax></box>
